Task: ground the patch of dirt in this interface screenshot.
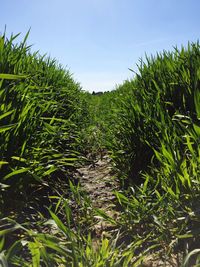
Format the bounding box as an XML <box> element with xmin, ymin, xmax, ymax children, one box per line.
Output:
<box><xmin>77</xmin><ymin>155</ymin><xmax>119</xmax><ymax>238</ymax></box>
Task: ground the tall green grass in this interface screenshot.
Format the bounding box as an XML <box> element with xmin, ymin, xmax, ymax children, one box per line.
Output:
<box><xmin>78</xmin><ymin>91</ymin><xmax>118</xmax><ymax>159</ymax></box>
<box><xmin>1</xmin><ymin>31</ymin><xmax>200</xmax><ymax>265</ymax></box>
<box><xmin>0</xmin><ymin>31</ymin><xmax>87</xmax><ymax>216</ymax></box>
<box><xmin>110</xmin><ymin>42</ymin><xmax>200</xmax><ymax>185</ymax></box>
<box><xmin>104</xmin><ymin>41</ymin><xmax>200</xmax><ymax>264</ymax></box>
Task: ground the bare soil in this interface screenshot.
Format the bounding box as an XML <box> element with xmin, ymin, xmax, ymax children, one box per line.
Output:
<box><xmin>77</xmin><ymin>155</ymin><xmax>119</xmax><ymax>238</ymax></box>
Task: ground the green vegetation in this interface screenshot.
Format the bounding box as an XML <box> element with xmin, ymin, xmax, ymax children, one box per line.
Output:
<box><xmin>0</xmin><ymin>32</ymin><xmax>200</xmax><ymax>266</ymax></box>
<box><xmin>0</xmin><ymin>31</ymin><xmax>89</xmax><ymax>216</ymax></box>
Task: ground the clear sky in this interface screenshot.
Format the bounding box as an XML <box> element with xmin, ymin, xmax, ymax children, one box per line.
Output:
<box><xmin>1</xmin><ymin>0</ymin><xmax>200</xmax><ymax>92</ymax></box>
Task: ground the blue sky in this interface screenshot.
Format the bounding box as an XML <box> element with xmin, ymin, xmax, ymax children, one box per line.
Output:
<box><xmin>1</xmin><ymin>0</ymin><xmax>200</xmax><ymax>92</ymax></box>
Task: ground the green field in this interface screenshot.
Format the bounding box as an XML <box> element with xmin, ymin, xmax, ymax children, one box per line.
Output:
<box><xmin>0</xmin><ymin>32</ymin><xmax>200</xmax><ymax>266</ymax></box>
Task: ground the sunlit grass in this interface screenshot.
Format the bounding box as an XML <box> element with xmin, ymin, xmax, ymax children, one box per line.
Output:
<box><xmin>0</xmin><ymin>31</ymin><xmax>200</xmax><ymax>266</ymax></box>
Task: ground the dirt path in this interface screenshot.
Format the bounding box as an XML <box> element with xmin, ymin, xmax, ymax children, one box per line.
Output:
<box><xmin>77</xmin><ymin>155</ymin><xmax>119</xmax><ymax>237</ymax></box>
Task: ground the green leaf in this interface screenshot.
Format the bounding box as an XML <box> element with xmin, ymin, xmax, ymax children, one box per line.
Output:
<box><xmin>3</xmin><ymin>168</ymin><xmax>29</xmax><ymax>180</ymax></box>
<box><xmin>177</xmin><ymin>233</ymin><xmax>193</xmax><ymax>239</ymax></box>
<box><xmin>167</xmin><ymin>187</ymin><xmax>178</xmax><ymax>199</ymax></box>
<box><xmin>42</xmin><ymin>165</ymin><xmax>57</xmax><ymax>176</ymax></box>
<box><xmin>193</xmin><ymin>123</ymin><xmax>200</xmax><ymax>136</ymax></box>
<box><xmin>0</xmin><ymin>225</ymin><xmax>20</xmax><ymax>236</ymax></box>
<box><xmin>0</xmin><ymin>237</ymin><xmax>5</xmax><ymax>252</ymax></box>
<box><xmin>0</xmin><ymin>161</ymin><xmax>8</xmax><ymax>165</ymax></box>
<box><xmin>28</xmin><ymin>242</ymin><xmax>40</xmax><ymax>267</ymax></box>
<box><xmin>0</xmin><ymin>73</ymin><xmax>27</xmax><ymax>80</ymax></box>
<box><xmin>0</xmin><ymin>37</ymin><xmax>4</xmax><ymax>54</ymax></box>
<box><xmin>43</xmin><ymin>122</ymin><xmax>56</xmax><ymax>133</ymax></box>
<box><xmin>49</xmin><ymin>210</ymin><xmax>67</xmax><ymax>234</ymax></box>
<box><xmin>115</xmin><ymin>191</ymin><xmax>129</xmax><ymax>205</ymax></box>
<box><xmin>11</xmin><ymin>156</ymin><xmax>26</xmax><ymax>162</ymax></box>
<box><xmin>183</xmin><ymin>249</ymin><xmax>200</xmax><ymax>266</ymax></box>
<box><xmin>194</xmin><ymin>89</ymin><xmax>200</xmax><ymax>118</ymax></box>
<box><xmin>152</xmin><ymin>215</ymin><xmax>163</xmax><ymax>228</ymax></box>
<box><xmin>142</xmin><ymin>176</ymin><xmax>149</xmax><ymax>193</ymax></box>
<box><xmin>95</xmin><ymin>208</ymin><xmax>117</xmax><ymax>225</ymax></box>
<box><xmin>0</xmin><ymin>124</ymin><xmax>17</xmax><ymax>133</ymax></box>
<box><xmin>0</xmin><ymin>110</ymin><xmax>14</xmax><ymax>121</ymax></box>
<box><xmin>34</xmin><ymin>233</ymin><xmax>71</xmax><ymax>255</ymax></box>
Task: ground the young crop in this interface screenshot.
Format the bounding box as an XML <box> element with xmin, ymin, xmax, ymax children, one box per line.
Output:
<box><xmin>1</xmin><ymin>30</ymin><xmax>200</xmax><ymax>265</ymax></box>
<box><xmin>0</xmin><ymin>31</ymin><xmax>87</xmax><ymax>217</ymax></box>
